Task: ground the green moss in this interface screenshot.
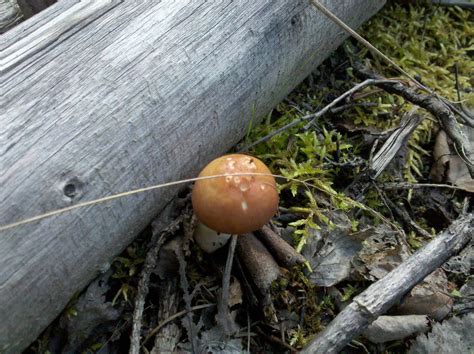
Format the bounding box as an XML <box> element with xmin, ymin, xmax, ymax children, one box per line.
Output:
<box><xmin>361</xmin><ymin>3</ymin><xmax>473</xmax><ymax>182</ymax></box>
<box><xmin>247</xmin><ymin>2</ymin><xmax>472</xmax><ymax>347</ymax></box>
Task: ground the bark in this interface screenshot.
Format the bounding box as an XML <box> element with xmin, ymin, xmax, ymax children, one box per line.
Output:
<box><xmin>0</xmin><ymin>0</ymin><xmax>385</xmax><ymax>351</ymax></box>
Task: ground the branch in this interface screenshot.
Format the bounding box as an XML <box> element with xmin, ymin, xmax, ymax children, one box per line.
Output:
<box><xmin>301</xmin><ymin>213</ymin><xmax>473</xmax><ymax>354</ymax></box>
<box><xmin>129</xmin><ymin>216</ymin><xmax>182</xmax><ymax>354</ymax></box>
<box><xmin>355</xmin><ymin>66</ymin><xmax>474</xmax><ymax>178</ymax></box>
<box><xmin>240</xmin><ymin>79</ymin><xmax>397</xmax><ymax>152</ymax></box>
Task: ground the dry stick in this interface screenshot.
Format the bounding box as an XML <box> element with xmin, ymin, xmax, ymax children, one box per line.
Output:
<box><xmin>240</xmin><ymin>79</ymin><xmax>398</xmax><ymax>152</ymax></box>
<box><xmin>355</xmin><ymin>66</ymin><xmax>474</xmax><ymax>178</ymax></box>
<box><xmin>301</xmin><ymin>212</ymin><xmax>474</xmax><ymax>354</ymax></box>
<box><xmin>142</xmin><ymin>303</ymin><xmax>216</xmax><ymax>347</ymax></box>
<box><xmin>374</xmin><ymin>182</ymin><xmax>433</xmax><ymax>239</ymax></box>
<box><xmin>175</xmin><ymin>244</ymin><xmax>199</xmax><ymax>353</ymax></box>
<box><xmin>216</xmin><ymin>234</ymin><xmax>239</xmax><ymax>335</ymax></box>
<box><xmin>129</xmin><ymin>217</ymin><xmax>182</xmax><ymax>354</ymax></box>
<box><xmin>256</xmin><ymin>225</ymin><xmax>306</xmax><ymax>268</ymax></box>
<box><xmin>382</xmin><ymin>182</ymin><xmax>470</xmax><ymax>192</ymax></box>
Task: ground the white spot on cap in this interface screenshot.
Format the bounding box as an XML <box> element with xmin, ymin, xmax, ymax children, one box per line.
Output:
<box><xmin>234</xmin><ymin>176</ymin><xmax>241</xmax><ymax>183</ymax></box>
<box><xmin>241</xmin><ymin>201</ymin><xmax>248</xmax><ymax>211</ymax></box>
<box><xmin>260</xmin><ymin>185</ymin><xmax>266</xmax><ymax>190</ymax></box>
<box><xmin>240</xmin><ymin>182</ymin><xmax>250</xmax><ymax>192</ymax></box>
<box><xmin>225</xmin><ymin>176</ymin><xmax>232</xmax><ymax>183</ymax></box>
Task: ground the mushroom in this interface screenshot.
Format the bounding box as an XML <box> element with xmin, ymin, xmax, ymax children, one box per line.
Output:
<box><xmin>193</xmin><ymin>222</ymin><xmax>231</xmax><ymax>253</ymax></box>
<box><xmin>192</xmin><ymin>154</ymin><xmax>279</xmax><ymax>236</ymax></box>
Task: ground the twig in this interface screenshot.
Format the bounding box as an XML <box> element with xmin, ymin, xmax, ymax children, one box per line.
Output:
<box><xmin>374</xmin><ymin>182</ymin><xmax>433</xmax><ymax>239</ymax></box>
<box><xmin>256</xmin><ymin>225</ymin><xmax>306</xmax><ymax>268</ymax></box>
<box><xmin>142</xmin><ymin>303</ymin><xmax>215</xmax><ymax>347</ymax></box>
<box><xmin>355</xmin><ymin>66</ymin><xmax>474</xmax><ymax>178</ymax></box>
<box><xmin>216</xmin><ymin>234</ymin><xmax>239</xmax><ymax>335</ymax></box>
<box><xmin>301</xmin><ymin>213</ymin><xmax>474</xmax><ymax>354</ymax></box>
<box><xmin>255</xmin><ymin>327</ymin><xmax>297</xmax><ymax>353</ymax></box>
<box><xmin>430</xmin><ymin>0</ymin><xmax>474</xmax><ymax>9</ymax></box>
<box><xmin>240</xmin><ymin>79</ymin><xmax>398</xmax><ymax>152</ymax></box>
<box><xmin>129</xmin><ymin>217</ymin><xmax>182</xmax><ymax>354</ymax></box>
<box><xmin>382</xmin><ymin>182</ymin><xmax>470</xmax><ymax>192</ymax></box>
<box><xmin>175</xmin><ymin>242</ymin><xmax>198</xmax><ymax>353</ymax></box>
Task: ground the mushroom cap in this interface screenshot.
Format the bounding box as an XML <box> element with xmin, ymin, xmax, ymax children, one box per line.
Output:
<box><xmin>192</xmin><ymin>154</ymin><xmax>279</xmax><ymax>234</ymax></box>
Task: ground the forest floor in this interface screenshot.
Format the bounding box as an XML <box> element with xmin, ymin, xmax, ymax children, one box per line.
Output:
<box><xmin>27</xmin><ymin>1</ymin><xmax>473</xmax><ymax>353</ymax></box>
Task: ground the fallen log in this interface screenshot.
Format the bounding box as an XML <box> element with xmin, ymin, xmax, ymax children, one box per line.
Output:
<box><xmin>301</xmin><ymin>212</ymin><xmax>473</xmax><ymax>354</ymax></box>
<box><xmin>0</xmin><ymin>0</ymin><xmax>21</xmax><ymax>32</ymax></box>
<box><xmin>0</xmin><ymin>0</ymin><xmax>385</xmax><ymax>351</ymax></box>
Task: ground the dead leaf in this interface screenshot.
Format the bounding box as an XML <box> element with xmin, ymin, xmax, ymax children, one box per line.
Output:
<box><xmin>394</xmin><ymin>269</ymin><xmax>453</xmax><ymax>321</ymax></box>
<box><xmin>303</xmin><ymin>213</ymin><xmax>368</xmax><ymax>287</ymax></box>
<box><xmin>430</xmin><ymin>129</ymin><xmax>474</xmax><ymax>192</ymax></box>
<box><xmin>443</xmin><ymin>237</ymin><xmax>473</xmax><ymax>276</ymax></box>
<box><xmin>229</xmin><ymin>277</ymin><xmax>243</xmax><ymax>307</ymax></box>
<box><xmin>62</xmin><ymin>271</ymin><xmax>121</xmax><ymax>352</ymax></box>
<box><xmin>352</xmin><ymin>225</ymin><xmax>409</xmax><ymax>281</ymax></box>
<box><xmin>153</xmin><ymin>237</ymin><xmax>180</xmax><ymax>280</ymax></box>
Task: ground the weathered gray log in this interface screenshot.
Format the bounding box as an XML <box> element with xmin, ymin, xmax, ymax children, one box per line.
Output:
<box><xmin>301</xmin><ymin>213</ymin><xmax>473</xmax><ymax>354</ymax></box>
<box><xmin>0</xmin><ymin>0</ymin><xmax>21</xmax><ymax>32</ymax></box>
<box><xmin>0</xmin><ymin>0</ymin><xmax>385</xmax><ymax>352</ymax></box>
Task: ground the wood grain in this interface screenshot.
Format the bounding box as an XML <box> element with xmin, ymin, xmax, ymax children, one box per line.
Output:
<box><xmin>0</xmin><ymin>0</ymin><xmax>21</xmax><ymax>33</ymax></box>
<box><xmin>0</xmin><ymin>0</ymin><xmax>385</xmax><ymax>351</ymax></box>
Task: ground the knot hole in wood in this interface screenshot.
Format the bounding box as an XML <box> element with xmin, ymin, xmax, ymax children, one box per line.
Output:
<box><xmin>62</xmin><ymin>177</ymin><xmax>84</xmax><ymax>199</ymax></box>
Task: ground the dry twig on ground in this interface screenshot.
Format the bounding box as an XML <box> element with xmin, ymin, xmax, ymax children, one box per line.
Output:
<box><xmin>301</xmin><ymin>213</ymin><xmax>473</xmax><ymax>354</ymax></box>
<box><xmin>129</xmin><ymin>216</ymin><xmax>183</xmax><ymax>354</ymax></box>
<box><xmin>355</xmin><ymin>66</ymin><xmax>474</xmax><ymax>178</ymax></box>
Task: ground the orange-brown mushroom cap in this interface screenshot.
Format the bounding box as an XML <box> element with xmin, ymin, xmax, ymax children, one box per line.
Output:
<box><xmin>192</xmin><ymin>154</ymin><xmax>279</xmax><ymax>235</ymax></box>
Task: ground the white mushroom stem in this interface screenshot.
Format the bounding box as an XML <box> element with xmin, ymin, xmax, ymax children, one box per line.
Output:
<box><xmin>193</xmin><ymin>222</ymin><xmax>231</xmax><ymax>253</ymax></box>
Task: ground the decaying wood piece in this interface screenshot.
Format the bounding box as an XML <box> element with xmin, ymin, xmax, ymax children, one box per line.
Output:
<box><xmin>256</xmin><ymin>225</ymin><xmax>306</xmax><ymax>268</ymax></box>
<box><xmin>347</xmin><ymin>110</ymin><xmax>424</xmax><ymax>197</ymax></box>
<box><xmin>236</xmin><ymin>233</ymin><xmax>282</xmax><ymax>294</ymax></box>
<box><xmin>371</xmin><ymin>110</ymin><xmax>423</xmax><ymax>178</ymax></box>
<box><xmin>150</xmin><ymin>280</ymin><xmax>181</xmax><ymax>354</ymax></box>
<box><xmin>129</xmin><ymin>213</ymin><xmax>182</xmax><ymax>354</ymax></box>
<box><xmin>0</xmin><ymin>0</ymin><xmax>385</xmax><ymax>351</ymax></box>
<box><xmin>301</xmin><ymin>212</ymin><xmax>473</xmax><ymax>354</ymax></box>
